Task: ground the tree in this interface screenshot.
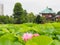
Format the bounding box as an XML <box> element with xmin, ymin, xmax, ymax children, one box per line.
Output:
<box><xmin>13</xmin><ymin>2</ymin><xmax>23</xmax><ymax>24</ymax></box>
<box><xmin>35</xmin><ymin>15</ymin><xmax>43</xmax><ymax>24</ymax></box>
<box><xmin>21</xmin><ymin>10</ymin><xmax>28</xmax><ymax>23</ymax></box>
<box><xmin>57</xmin><ymin>11</ymin><xmax>60</xmax><ymax>15</ymax></box>
<box><xmin>0</xmin><ymin>15</ymin><xmax>14</xmax><ymax>24</ymax></box>
<box><xmin>27</xmin><ymin>12</ymin><xmax>36</xmax><ymax>23</ymax></box>
<box><xmin>8</xmin><ymin>16</ymin><xmax>14</xmax><ymax>24</ymax></box>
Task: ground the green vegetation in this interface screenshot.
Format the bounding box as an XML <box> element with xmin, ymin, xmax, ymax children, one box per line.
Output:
<box><xmin>0</xmin><ymin>2</ymin><xmax>60</xmax><ymax>45</ymax></box>
<box><xmin>26</xmin><ymin>36</ymin><xmax>53</xmax><ymax>45</ymax></box>
<box><xmin>0</xmin><ymin>2</ymin><xmax>57</xmax><ymax>24</ymax></box>
<box><xmin>0</xmin><ymin>23</ymin><xmax>60</xmax><ymax>45</ymax></box>
<box><xmin>13</xmin><ymin>2</ymin><xmax>24</xmax><ymax>24</ymax></box>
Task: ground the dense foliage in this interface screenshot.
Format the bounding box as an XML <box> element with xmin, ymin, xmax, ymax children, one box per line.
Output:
<box><xmin>13</xmin><ymin>2</ymin><xmax>24</xmax><ymax>24</ymax></box>
<box><xmin>0</xmin><ymin>23</ymin><xmax>60</xmax><ymax>45</ymax></box>
<box><xmin>0</xmin><ymin>15</ymin><xmax>14</xmax><ymax>24</ymax></box>
<box><xmin>0</xmin><ymin>2</ymin><xmax>60</xmax><ymax>24</ymax></box>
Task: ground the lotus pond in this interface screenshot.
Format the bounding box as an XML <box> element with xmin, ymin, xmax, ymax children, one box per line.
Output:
<box><xmin>0</xmin><ymin>22</ymin><xmax>60</xmax><ymax>45</ymax></box>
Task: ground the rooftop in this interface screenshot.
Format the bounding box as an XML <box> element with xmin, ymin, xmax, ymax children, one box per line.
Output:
<box><xmin>40</xmin><ymin>7</ymin><xmax>55</xmax><ymax>14</ymax></box>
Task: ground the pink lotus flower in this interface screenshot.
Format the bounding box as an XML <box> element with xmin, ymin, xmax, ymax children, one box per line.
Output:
<box><xmin>22</xmin><ymin>33</ymin><xmax>33</xmax><ymax>42</ymax></box>
<box><xmin>22</xmin><ymin>33</ymin><xmax>40</xmax><ymax>42</ymax></box>
<box><xmin>33</xmin><ymin>33</ymin><xmax>39</xmax><ymax>37</ymax></box>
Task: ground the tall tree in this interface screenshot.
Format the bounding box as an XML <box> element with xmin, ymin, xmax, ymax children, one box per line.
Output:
<box><xmin>13</xmin><ymin>2</ymin><xmax>23</xmax><ymax>24</ymax></box>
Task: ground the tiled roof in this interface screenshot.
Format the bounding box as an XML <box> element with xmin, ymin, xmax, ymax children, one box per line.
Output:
<box><xmin>40</xmin><ymin>7</ymin><xmax>55</xmax><ymax>14</ymax></box>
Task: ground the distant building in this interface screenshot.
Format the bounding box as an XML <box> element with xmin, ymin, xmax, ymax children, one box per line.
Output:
<box><xmin>40</xmin><ymin>7</ymin><xmax>55</xmax><ymax>21</ymax></box>
<box><xmin>55</xmin><ymin>15</ymin><xmax>60</xmax><ymax>21</ymax></box>
<box><xmin>0</xmin><ymin>4</ymin><xmax>3</xmax><ymax>15</ymax></box>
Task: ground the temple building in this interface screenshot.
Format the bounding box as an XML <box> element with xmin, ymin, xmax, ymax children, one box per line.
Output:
<box><xmin>40</xmin><ymin>7</ymin><xmax>55</xmax><ymax>21</ymax></box>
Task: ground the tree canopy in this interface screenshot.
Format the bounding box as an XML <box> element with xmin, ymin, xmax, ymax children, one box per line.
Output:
<box><xmin>57</xmin><ymin>11</ymin><xmax>60</xmax><ymax>15</ymax></box>
<box><xmin>13</xmin><ymin>2</ymin><xmax>24</xmax><ymax>24</ymax></box>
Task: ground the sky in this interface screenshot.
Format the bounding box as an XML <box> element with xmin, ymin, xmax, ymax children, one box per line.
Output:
<box><xmin>0</xmin><ymin>0</ymin><xmax>60</xmax><ymax>15</ymax></box>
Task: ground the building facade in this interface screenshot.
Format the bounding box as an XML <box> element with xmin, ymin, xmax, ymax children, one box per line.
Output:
<box><xmin>55</xmin><ymin>15</ymin><xmax>60</xmax><ymax>21</ymax></box>
<box><xmin>0</xmin><ymin>4</ymin><xmax>3</xmax><ymax>15</ymax></box>
<box><xmin>40</xmin><ymin>7</ymin><xmax>55</xmax><ymax>21</ymax></box>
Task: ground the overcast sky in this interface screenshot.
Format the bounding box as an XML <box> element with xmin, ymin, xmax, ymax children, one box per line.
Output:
<box><xmin>0</xmin><ymin>0</ymin><xmax>60</xmax><ymax>15</ymax></box>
